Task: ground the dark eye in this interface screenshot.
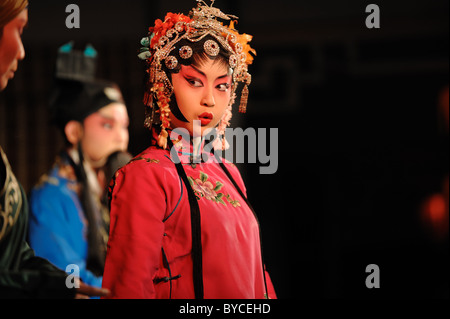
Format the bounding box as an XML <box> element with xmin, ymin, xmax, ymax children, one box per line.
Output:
<box><xmin>185</xmin><ymin>77</ymin><xmax>203</xmax><ymax>87</ymax></box>
<box><xmin>102</xmin><ymin>123</ymin><xmax>113</xmax><ymax>129</ymax></box>
<box><xmin>217</xmin><ymin>83</ymin><xmax>230</xmax><ymax>92</ymax></box>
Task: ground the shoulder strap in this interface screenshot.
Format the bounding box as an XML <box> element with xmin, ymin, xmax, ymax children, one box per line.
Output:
<box><xmin>213</xmin><ymin>153</ymin><xmax>269</xmax><ymax>298</ymax></box>
<box><xmin>167</xmin><ymin>139</ymin><xmax>268</xmax><ymax>299</ymax></box>
<box><xmin>168</xmin><ymin>139</ymin><xmax>204</xmax><ymax>299</ymax></box>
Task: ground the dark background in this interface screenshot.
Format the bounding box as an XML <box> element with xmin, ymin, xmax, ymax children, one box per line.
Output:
<box><xmin>0</xmin><ymin>0</ymin><xmax>448</xmax><ymax>299</ymax></box>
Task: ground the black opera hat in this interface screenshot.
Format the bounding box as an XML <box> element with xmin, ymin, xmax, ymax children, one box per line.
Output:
<box><xmin>55</xmin><ymin>41</ymin><xmax>97</xmax><ymax>82</ymax></box>
<box><xmin>50</xmin><ymin>78</ymin><xmax>124</xmax><ymax>129</ymax></box>
<box><xmin>49</xmin><ymin>42</ymin><xmax>124</xmax><ymax>129</ymax></box>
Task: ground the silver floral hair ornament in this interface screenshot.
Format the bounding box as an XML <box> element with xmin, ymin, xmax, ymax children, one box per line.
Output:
<box><xmin>138</xmin><ymin>0</ymin><xmax>256</xmax><ymax>150</ymax></box>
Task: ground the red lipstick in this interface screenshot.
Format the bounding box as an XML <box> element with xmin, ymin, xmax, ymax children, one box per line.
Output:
<box><xmin>198</xmin><ymin>112</ymin><xmax>213</xmax><ymax>126</ymax></box>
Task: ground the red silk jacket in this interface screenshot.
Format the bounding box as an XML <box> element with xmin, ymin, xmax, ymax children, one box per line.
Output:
<box><xmin>102</xmin><ymin>139</ymin><xmax>276</xmax><ymax>299</ymax></box>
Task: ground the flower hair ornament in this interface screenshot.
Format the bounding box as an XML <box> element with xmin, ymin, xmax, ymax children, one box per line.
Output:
<box><xmin>138</xmin><ymin>0</ymin><xmax>256</xmax><ymax>150</ymax></box>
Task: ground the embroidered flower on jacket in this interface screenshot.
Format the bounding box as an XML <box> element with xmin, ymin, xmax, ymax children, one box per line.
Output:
<box><xmin>188</xmin><ymin>171</ymin><xmax>240</xmax><ymax>207</ymax></box>
<box><xmin>192</xmin><ymin>179</ymin><xmax>217</xmax><ymax>201</ymax></box>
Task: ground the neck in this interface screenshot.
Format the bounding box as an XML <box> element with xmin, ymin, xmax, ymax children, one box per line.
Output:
<box><xmin>192</xmin><ymin>135</ymin><xmax>204</xmax><ymax>158</ymax></box>
<box><xmin>170</xmin><ymin>130</ymin><xmax>207</xmax><ymax>158</ymax></box>
<box><xmin>152</xmin><ymin>127</ymin><xmax>206</xmax><ymax>155</ymax></box>
<box><xmin>67</xmin><ymin>145</ymin><xmax>106</xmax><ymax>169</ymax></box>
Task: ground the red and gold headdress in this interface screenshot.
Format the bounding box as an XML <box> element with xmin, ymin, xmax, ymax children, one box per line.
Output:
<box><xmin>139</xmin><ymin>0</ymin><xmax>256</xmax><ymax>149</ymax></box>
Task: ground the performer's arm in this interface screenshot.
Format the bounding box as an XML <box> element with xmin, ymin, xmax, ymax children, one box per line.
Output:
<box><xmin>102</xmin><ymin>161</ymin><xmax>166</xmax><ymax>298</ymax></box>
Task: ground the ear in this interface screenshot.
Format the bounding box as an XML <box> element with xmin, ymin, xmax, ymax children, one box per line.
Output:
<box><xmin>64</xmin><ymin>120</ymin><xmax>83</xmax><ymax>145</ymax></box>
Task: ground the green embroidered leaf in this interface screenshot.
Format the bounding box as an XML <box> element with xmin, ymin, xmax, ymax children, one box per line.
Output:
<box><xmin>231</xmin><ymin>200</ymin><xmax>241</xmax><ymax>208</ymax></box>
<box><xmin>199</xmin><ymin>171</ymin><xmax>208</xmax><ymax>183</ymax></box>
<box><xmin>216</xmin><ymin>193</ymin><xmax>224</xmax><ymax>199</ymax></box>
<box><xmin>214</xmin><ymin>181</ymin><xmax>223</xmax><ymax>191</ymax></box>
<box><xmin>187</xmin><ymin>176</ymin><xmax>195</xmax><ymax>186</ymax></box>
<box><xmin>217</xmin><ymin>198</ymin><xmax>226</xmax><ymax>205</ymax></box>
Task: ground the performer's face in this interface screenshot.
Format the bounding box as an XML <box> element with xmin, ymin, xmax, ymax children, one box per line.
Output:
<box><xmin>170</xmin><ymin>58</ymin><xmax>232</xmax><ymax>136</ymax></box>
<box><xmin>0</xmin><ymin>9</ymin><xmax>27</xmax><ymax>91</ymax></box>
<box><xmin>81</xmin><ymin>103</ymin><xmax>129</xmax><ymax>167</ymax></box>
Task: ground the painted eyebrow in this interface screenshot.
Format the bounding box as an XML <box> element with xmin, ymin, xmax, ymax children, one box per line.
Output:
<box><xmin>188</xmin><ymin>65</ymin><xmax>230</xmax><ymax>81</ymax></box>
<box><xmin>98</xmin><ymin>115</ymin><xmax>114</xmax><ymax>121</ymax></box>
<box><xmin>98</xmin><ymin>113</ymin><xmax>129</xmax><ymax>125</ymax></box>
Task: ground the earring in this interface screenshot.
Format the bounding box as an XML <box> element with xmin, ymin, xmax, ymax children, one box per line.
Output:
<box><xmin>239</xmin><ymin>84</ymin><xmax>249</xmax><ymax>113</ymax></box>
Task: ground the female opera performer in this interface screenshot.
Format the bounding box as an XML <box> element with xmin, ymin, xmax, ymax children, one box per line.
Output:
<box><xmin>102</xmin><ymin>0</ymin><xmax>277</xmax><ymax>299</ymax></box>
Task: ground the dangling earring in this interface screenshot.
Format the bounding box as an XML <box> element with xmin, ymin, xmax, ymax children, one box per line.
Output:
<box><xmin>157</xmin><ymin>127</ymin><xmax>169</xmax><ymax>150</ymax></box>
<box><xmin>153</xmin><ymin>82</ymin><xmax>172</xmax><ymax>149</ymax></box>
<box><xmin>239</xmin><ymin>72</ymin><xmax>251</xmax><ymax>113</ymax></box>
<box><xmin>213</xmin><ymin>94</ymin><xmax>234</xmax><ymax>151</ymax></box>
<box><xmin>239</xmin><ymin>84</ymin><xmax>249</xmax><ymax>113</ymax></box>
<box><xmin>143</xmin><ymin>90</ymin><xmax>154</xmax><ymax>129</ymax></box>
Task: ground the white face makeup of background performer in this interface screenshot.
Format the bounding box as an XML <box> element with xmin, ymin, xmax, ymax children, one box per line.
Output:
<box><xmin>81</xmin><ymin>103</ymin><xmax>129</xmax><ymax>168</ymax></box>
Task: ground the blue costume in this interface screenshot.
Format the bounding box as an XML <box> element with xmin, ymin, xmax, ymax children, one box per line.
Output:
<box><xmin>28</xmin><ymin>153</ymin><xmax>106</xmax><ymax>288</ymax></box>
<box><xmin>27</xmin><ymin>42</ymin><xmax>127</xmax><ymax>292</ymax></box>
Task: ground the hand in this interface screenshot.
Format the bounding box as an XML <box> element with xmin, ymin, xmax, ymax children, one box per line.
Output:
<box><xmin>74</xmin><ymin>280</ymin><xmax>110</xmax><ymax>299</ymax></box>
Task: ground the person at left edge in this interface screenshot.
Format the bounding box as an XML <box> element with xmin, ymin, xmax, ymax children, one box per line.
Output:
<box><xmin>0</xmin><ymin>0</ymin><xmax>109</xmax><ymax>299</ymax></box>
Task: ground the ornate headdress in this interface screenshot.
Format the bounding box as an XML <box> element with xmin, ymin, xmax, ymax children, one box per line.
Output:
<box><xmin>139</xmin><ymin>0</ymin><xmax>256</xmax><ymax>149</ymax></box>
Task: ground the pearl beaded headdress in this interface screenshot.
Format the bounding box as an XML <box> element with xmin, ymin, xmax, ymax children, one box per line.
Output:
<box><xmin>139</xmin><ymin>0</ymin><xmax>255</xmax><ymax>149</ymax></box>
